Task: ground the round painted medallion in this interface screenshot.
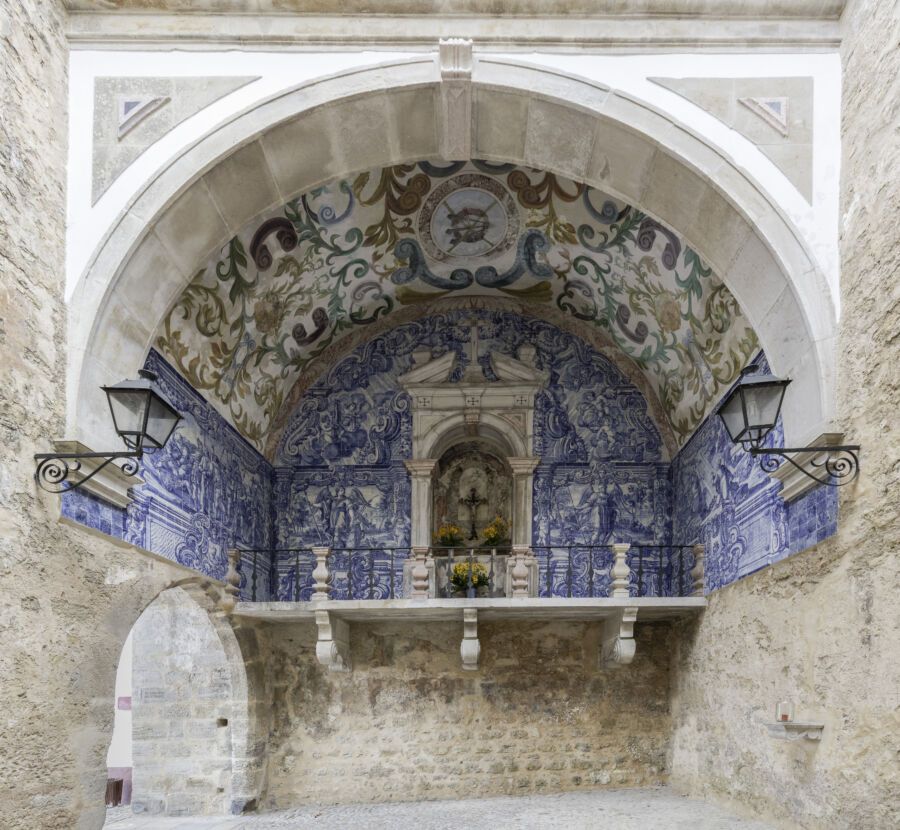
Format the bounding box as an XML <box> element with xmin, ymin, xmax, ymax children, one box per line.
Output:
<box><xmin>418</xmin><ymin>174</ymin><xmax>520</xmax><ymax>262</ymax></box>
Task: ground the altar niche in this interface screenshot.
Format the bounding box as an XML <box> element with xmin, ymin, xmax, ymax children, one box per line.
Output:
<box><xmin>433</xmin><ymin>441</ymin><xmax>512</xmax><ymax>543</ymax></box>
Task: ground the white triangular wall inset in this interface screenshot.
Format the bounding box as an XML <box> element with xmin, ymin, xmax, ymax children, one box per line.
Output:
<box><xmin>117</xmin><ymin>96</ymin><xmax>170</xmax><ymax>140</ymax></box>
<box><xmin>738</xmin><ymin>96</ymin><xmax>790</xmax><ymax>137</ymax></box>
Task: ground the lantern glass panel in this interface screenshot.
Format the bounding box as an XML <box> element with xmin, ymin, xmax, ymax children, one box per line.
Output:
<box><xmin>744</xmin><ymin>383</ymin><xmax>785</xmax><ymax>434</ymax></box>
<box><xmin>144</xmin><ymin>394</ymin><xmax>181</xmax><ymax>450</ymax></box>
<box><xmin>106</xmin><ymin>388</ymin><xmax>151</xmax><ymax>448</ymax></box>
<box><xmin>718</xmin><ymin>392</ymin><xmax>748</xmax><ymax>443</ymax></box>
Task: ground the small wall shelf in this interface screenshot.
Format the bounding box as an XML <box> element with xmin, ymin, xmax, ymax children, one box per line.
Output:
<box><xmin>765</xmin><ymin>722</ymin><xmax>824</xmax><ymax>741</ymax></box>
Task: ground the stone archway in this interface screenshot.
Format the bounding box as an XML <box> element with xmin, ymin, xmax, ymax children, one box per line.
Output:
<box><xmin>102</xmin><ymin>576</ymin><xmax>268</xmax><ymax>821</ymax></box>
<box><xmin>68</xmin><ymin>55</ymin><xmax>835</xmax><ymax>459</ymax></box>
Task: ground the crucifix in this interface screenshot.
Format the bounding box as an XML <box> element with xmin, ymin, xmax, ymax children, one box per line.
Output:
<box><xmin>460</xmin><ymin>486</ymin><xmax>486</xmax><ymax>540</ymax></box>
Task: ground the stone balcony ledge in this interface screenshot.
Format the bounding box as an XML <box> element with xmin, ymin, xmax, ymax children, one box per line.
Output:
<box><xmin>233</xmin><ymin>596</ymin><xmax>706</xmax><ymax>673</ymax></box>
<box><xmin>233</xmin><ymin>595</ymin><xmax>706</xmax><ymax>623</ymax></box>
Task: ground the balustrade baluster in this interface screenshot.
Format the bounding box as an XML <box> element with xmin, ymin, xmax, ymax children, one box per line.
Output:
<box><xmin>489</xmin><ymin>548</ymin><xmax>495</xmax><ymax>597</ymax></box>
<box><xmin>293</xmin><ymin>550</ymin><xmax>300</xmax><ymax>601</ymax></box>
<box><xmin>566</xmin><ymin>546</ymin><xmax>573</xmax><ymax>598</ymax></box>
<box><xmin>658</xmin><ymin>547</ymin><xmax>664</xmax><ymax>597</ymax></box>
<box><xmin>691</xmin><ymin>544</ymin><xmax>705</xmax><ymax>597</ymax></box>
<box><xmin>389</xmin><ymin>549</ymin><xmax>395</xmax><ymax>600</ymax></box>
<box><xmin>588</xmin><ymin>546</ymin><xmax>594</xmax><ymax>598</ymax></box>
<box><xmin>546</xmin><ymin>549</ymin><xmax>552</xmax><ymax>598</ymax></box>
<box><xmin>347</xmin><ymin>550</ymin><xmax>353</xmax><ymax>600</ymax></box>
<box><xmin>446</xmin><ymin>548</ymin><xmax>454</xmax><ymax>598</ymax></box>
<box><xmin>635</xmin><ymin>548</ymin><xmax>643</xmax><ymax>597</ymax></box>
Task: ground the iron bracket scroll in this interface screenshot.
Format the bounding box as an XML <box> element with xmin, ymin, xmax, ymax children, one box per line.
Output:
<box><xmin>749</xmin><ymin>445</ymin><xmax>860</xmax><ymax>487</ymax></box>
<box><xmin>34</xmin><ymin>450</ymin><xmax>141</xmax><ymax>495</ymax></box>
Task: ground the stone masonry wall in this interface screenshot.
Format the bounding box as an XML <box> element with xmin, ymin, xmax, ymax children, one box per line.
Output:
<box><xmin>130</xmin><ymin>587</ymin><xmax>234</xmax><ymax>817</ymax></box>
<box><xmin>0</xmin><ymin>2</ymin><xmax>207</xmax><ymax>828</ymax></box>
<box><xmin>667</xmin><ymin>1</ymin><xmax>900</xmax><ymax>828</ymax></box>
<box><xmin>262</xmin><ymin>620</ymin><xmax>672</xmax><ymax>807</ymax></box>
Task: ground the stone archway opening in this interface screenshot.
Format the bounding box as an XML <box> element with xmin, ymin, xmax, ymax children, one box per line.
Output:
<box><xmin>105</xmin><ymin>581</ymin><xmax>266</xmax><ymax>822</ymax></box>
<box><xmin>104</xmin><ymin>630</ymin><xmax>135</xmax><ymax>810</ymax></box>
<box><xmin>127</xmin><ymin>585</ymin><xmax>235</xmax><ymax>817</ymax></box>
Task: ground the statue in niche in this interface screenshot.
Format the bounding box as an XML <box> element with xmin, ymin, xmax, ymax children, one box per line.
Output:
<box><xmin>432</xmin><ymin>441</ymin><xmax>512</xmax><ymax>546</ymax></box>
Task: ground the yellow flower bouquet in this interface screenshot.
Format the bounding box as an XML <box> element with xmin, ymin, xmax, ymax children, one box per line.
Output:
<box><xmin>434</xmin><ymin>523</ymin><xmax>464</xmax><ymax>547</ymax></box>
<box><xmin>450</xmin><ymin>561</ymin><xmax>489</xmax><ymax>593</ymax></box>
<box><xmin>480</xmin><ymin>515</ymin><xmax>511</xmax><ymax>547</ymax></box>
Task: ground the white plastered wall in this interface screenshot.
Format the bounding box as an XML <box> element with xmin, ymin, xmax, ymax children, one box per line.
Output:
<box><xmin>65</xmin><ymin>50</ymin><xmax>840</xmax><ymax>453</ymax></box>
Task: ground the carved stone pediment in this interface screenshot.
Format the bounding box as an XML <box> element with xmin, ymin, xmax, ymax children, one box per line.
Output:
<box><xmin>489</xmin><ymin>350</ymin><xmax>549</xmax><ymax>385</ymax></box>
<box><xmin>397</xmin><ymin>350</ymin><xmax>457</xmax><ymax>386</ymax></box>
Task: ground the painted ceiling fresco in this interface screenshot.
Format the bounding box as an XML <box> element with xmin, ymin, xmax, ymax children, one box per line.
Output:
<box><xmin>155</xmin><ymin>160</ymin><xmax>758</xmax><ymax>454</ymax></box>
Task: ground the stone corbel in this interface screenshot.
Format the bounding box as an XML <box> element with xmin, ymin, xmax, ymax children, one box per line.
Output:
<box><xmin>460</xmin><ymin>608</ymin><xmax>480</xmax><ymax>671</ymax></box>
<box><xmin>439</xmin><ymin>38</ymin><xmax>473</xmax><ymax>162</ymax></box>
<box><xmin>600</xmin><ymin>607</ymin><xmax>638</xmax><ymax>669</ymax></box>
<box><xmin>315</xmin><ymin>610</ymin><xmax>351</xmax><ymax>672</ymax></box>
<box><xmin>51</xmin><ymin>440</ymin><xmax>142</xmax><ymax>508</ymax></box>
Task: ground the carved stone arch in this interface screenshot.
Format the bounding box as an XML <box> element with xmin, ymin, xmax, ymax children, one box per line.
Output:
<box><xmin>420</xmin><ymin>410</ymin><xmax>529</xmax><ymax>461</ymax></box>
<box><xmin>69</xmin><ymin>55</ymin><xmax>834</xmax><ymax>454</ymax></box>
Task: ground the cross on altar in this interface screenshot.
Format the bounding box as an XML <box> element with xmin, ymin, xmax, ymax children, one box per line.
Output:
<box><xmin>460</xmin><ymin>486</ymin><xmax>486</xmax><ymax>540</ymax></box>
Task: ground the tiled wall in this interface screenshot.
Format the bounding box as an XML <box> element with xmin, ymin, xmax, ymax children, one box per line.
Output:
<box><xmin>671</xmin><ymin>352</ymin><xmax>838</xmax><ymax>591</ymax></box>
<box><xmin>270</xmin><ymin>310</ymin><xmax>669</xmax><ymax>598</ymax></box>
<box><xmin>63</xmin><ymin>326</ymin><xmax>836</xmax><ymax>597</ymax></box>
<box><xmin>63</xmin><ymin>349</ymin><xmax>272</xmax><ymax>582</ymax></box>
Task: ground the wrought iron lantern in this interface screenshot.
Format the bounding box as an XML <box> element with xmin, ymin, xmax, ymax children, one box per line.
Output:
<box><xmin>35</xmin><ymin>370</ymin><xmax>182</xmax><ymax>494</ymax></box>
<box><xmin>716</xmin><ymin>365</ymin><xmax>859</xmax><ymax>487</ymax></box>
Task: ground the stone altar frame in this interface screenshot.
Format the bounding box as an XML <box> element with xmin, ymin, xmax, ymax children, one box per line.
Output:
<box><xmin>399</xmin><ymin>339</ymin><xmax>545</xmax><ymax>551</ymax></box>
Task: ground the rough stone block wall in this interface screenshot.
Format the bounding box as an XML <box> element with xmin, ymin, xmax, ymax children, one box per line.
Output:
<box><xmin>667</xmin><ymin>1</ymin><xmax>900</xmax><ymax>828</ymax></box>
<box><xmin>262</xmin><ymin>620</ymin><xmax>672</xmax><ymax>807</ymax></box>
<box><xmin>0</xmin><ymin>2</ymin><xmax>226</xmax><ymax>828</ymax></box>
<box><xmin>131</xmin><ymin>587</ymin><xmax>233</xmax><ymax>816</ymax></box>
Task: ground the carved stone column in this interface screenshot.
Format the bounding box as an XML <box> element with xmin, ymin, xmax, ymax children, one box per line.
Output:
<box><xmin>310</xmin><ymin>546</ymin><xmax>332</xmax><ymax>602</ymax></box>
<box><xmin>507</xmin><ymin>456</ymin><xmax>540</xmax><ymax>547</ymax></box>
<box><xmin>691</xmin><ymin>543</ymin><xmax>706</xmax><ymax>596</ymax></box>
<box><xmin>404</xmin><ymin>458</ymin><xmax>437</xmax><ymax>548</ymax></box>
<box><xmin>609</xmin><ymin>542</ymin><xmax>632</xmax><ymax>597</ymax></box>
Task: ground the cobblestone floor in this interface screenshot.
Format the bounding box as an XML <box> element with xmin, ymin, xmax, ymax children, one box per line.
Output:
<box><xmin>104</xmin><ymin>788</ymin><xmax>777</xmax><ymax>829</ymax></box>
